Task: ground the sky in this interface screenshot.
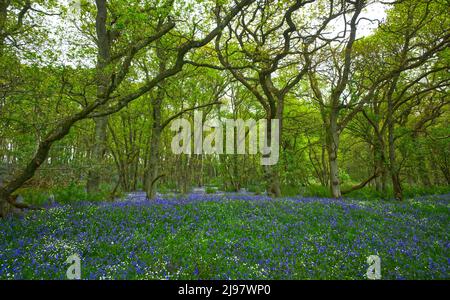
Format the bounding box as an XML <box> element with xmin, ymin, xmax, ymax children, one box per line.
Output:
<box><xmin>358</xmin><ymin>1</ymin><xmax>389</xmax><ymax>37</ymax></box>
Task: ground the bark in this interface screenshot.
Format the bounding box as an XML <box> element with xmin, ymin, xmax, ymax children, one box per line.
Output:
<box><xmin>264</xmin><ymin>112</ymin><xmax>282</xmax><ymax>198</ymax></box>
<box><xmin>144</xmin><ymin>95</ymin><xmax>162</xmax><ymax>199</ymax></box>
<box><xmin>87</xmin><ymin>0</ymin><xmax>111</xmax><ymax>194</ymax></box>
<box><xmin>327</xmin><ymin>109</ymin><xmax>341</xmax><ymax>198</ymax></box>
<box><xmin>373</xmin><ymin>135</ymin><xmax>388</xmax><ymax>195</ymax></box>
<box><xmin>144</xmin><ymin>36</ymin><xmax>166</xmax><ymax>200</ymax></box>
<box><xmin>0</xmin><ymin>0</ymin><xmax>8</xmax><ymax>50</ymax></box>
<box><xmin>321</xmin><ymin>143</ymin><xmax>328</xmax><ymax>186</ymax></box>
<box><xmin>0</xmin><ymin>192</ymin><xmax>12</xmax><ymax>218</ymax></box>
<box><xmin>373</xmin><ymin>147</ymin><xmax>382</xmax><ymax>191</ymax></box>
<box><xmin>387</xmin><ymin>97</ymin><xmax>403</xmax><ymax>201</ymax></box>
<box><xmin>87</xmin><ymin>116</ymin><xmax>108</xmax><ymax>193</ymax></box>
<box><xmin>261</xmin><ymin>90</ymin><xmax>283</xmax><ymax>198</ymax></box>
<box><xmin>264</xmin><ymin>166</ymin><xmax>281</xmax><ymax>197</ymax></box>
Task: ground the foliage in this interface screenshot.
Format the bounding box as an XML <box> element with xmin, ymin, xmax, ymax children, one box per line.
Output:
<box><xmin>19</xmin><ymin>183</ymin><xmax>119</xmax><ymax>206</ymax></box>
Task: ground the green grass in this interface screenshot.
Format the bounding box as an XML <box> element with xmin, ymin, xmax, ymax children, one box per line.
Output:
<box><xmin>281</xmin><ymin>184</ymin><xmax>450</xmax><ymax>200</ymax></box>
<box><xmin>18</xmin><ymin>183</ymin><xmax>121</xmax><ymax>206</ymax></box>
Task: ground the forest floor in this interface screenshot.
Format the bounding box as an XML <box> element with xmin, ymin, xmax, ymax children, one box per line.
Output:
<box><xmin>0</xmin><ymin>192</ymin><xmax>448</xmax><ymax>279</ymax></box>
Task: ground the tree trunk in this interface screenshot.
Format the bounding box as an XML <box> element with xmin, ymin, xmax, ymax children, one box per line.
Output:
<box><xmin>0</xmin><ymin>120</ymin><xmax>74</xmax><ymax>216</ymax></box>
<box><xmin>327</xmin><ymin>110</ymin><xmax>341</xmax><ymax>198</ymax></box>
<box><xmin>385</xmin><ymin>68</ymin><xmax>403</xmax><ymax>201</ymax></box>
<box><xmin>144</xmin><ymin>100</ymin><xmax>162</xmax><ymax>200</ymax></box>
<box><xmin>373</xmin><ymin>137</ymin><xmax>388</xmax><ymax>196</ymax></box>
<box><xmin>374</xmin><ymin>153</ymin><xmax>382</xmax><ymax>192</ymax></box>
<box><xmin>144</xmin><ymin>36</ymin><xmax>166</xmax><ymax>199</ymax></box>
<box><xmin>264</xmin><ymin>165</ymin><xmax>281</xmax><ymax>197</ymax></box>
<box><xmin>87</xmin><ymin>0</ymin><xmax>110</xmax><ymax>194</ymax></box>
<box><xmin>388</xmin><ymin>108</ymin><xmax>403</xmax><ymax>201</ymax></box>
<box><xmin>0</xmin><ymin>0</ymin><xmax>8</xmax><ymax>51</ymax></box>
<box><xmin>0</xmin><ymin>192</ymin><xmax>13</xmax><ymax>218</ymax></box>
<box><xmin>87</xmin><ymin>117</ymin><xmax>108</xmax><ymax>193</ymax></box>
<box><xmin>263</xmin><ymin>102</ymin><xmax>282</xmax><ymax>198</ymax></box>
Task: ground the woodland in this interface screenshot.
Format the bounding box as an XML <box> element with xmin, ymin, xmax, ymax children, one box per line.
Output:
<box><xmin>0</xmin><ymin>0</ymin><xmax>449</xmax><ymax>280</ymax></box>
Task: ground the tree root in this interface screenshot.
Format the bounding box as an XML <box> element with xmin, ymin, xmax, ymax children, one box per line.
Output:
<box><xmin>0</xmin><ymin>194</ymin><xmax>43</xmax><ymax>218</ymax></box>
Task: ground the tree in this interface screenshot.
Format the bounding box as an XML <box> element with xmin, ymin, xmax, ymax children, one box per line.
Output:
<box><xmin>304</xmin><ymin>0</ymin><xmax>365</xmax><ymax>198</ymax></box>
<box><xmin>0</xmin><ymin>0</ymin><xmax>255</xmax><ymax>217</ymax></box>
<box><xmin>205</xmin><ymin>0</ymin><xmax>343</xmax><ymax>196</ymax></box>
<box><xmin>352</xmin><ymin>0</ymin><xmax>449</xmax><ymax>200</ymax></box>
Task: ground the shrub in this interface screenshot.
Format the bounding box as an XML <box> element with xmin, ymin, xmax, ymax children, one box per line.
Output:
<box><xmin>299</xmin><ymin>185</ymin><xmax>330</xmax><ymax>198</ymax></box>
<box><xmin>280</xmin><ymin>184</ymin><xmax>300</xmax><ymax>197</ymax></box>
<box><xmin>51</xmin><ymin>182</ymin><xmax>87</xmax><ymax>204</ymax></box>
<box><xmin>19</xmin><ymin>188</ymin><xmax>51</xmax><ymax>206</ymax></box>
<box><xmin>205</xmin><ymin>186</ymin><xmax>218</xmax><ymax>194</ymax></box>
<box><xmin>247</xmin><ymin>185</ymin><xmax>264</xmax><ymax>195</ymax></box>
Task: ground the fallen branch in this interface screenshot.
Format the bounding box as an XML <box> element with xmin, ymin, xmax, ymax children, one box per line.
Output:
<box><xmin>7</xmin><ymin>195</ymin><xmax>43</xmax><ymax>211</ymax></box>
<box><xmin>342</xmin><ymin>172</ymin><xmax>380</xmax><ymax>195</ymax></box>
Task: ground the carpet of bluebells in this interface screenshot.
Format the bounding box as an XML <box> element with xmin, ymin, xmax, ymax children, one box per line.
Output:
<box><xmin>0</xmin><ymin>192</ymin><xmax>448</xmax><ymax>280</ymax></box>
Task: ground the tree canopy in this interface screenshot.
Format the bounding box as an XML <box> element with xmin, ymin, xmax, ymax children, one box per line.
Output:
<box><xmin>0</xmin><ymin>0</ymin><xmax>449</xmax><ymax>217</ymax></box>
